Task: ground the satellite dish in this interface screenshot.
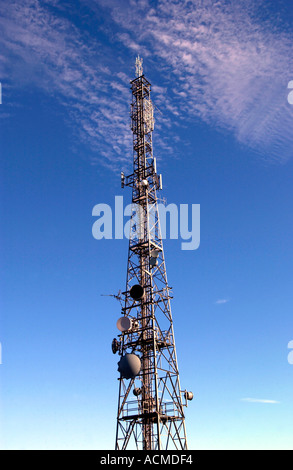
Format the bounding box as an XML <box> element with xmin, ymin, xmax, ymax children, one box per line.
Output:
<box><xmin>184</xmin><ymin>390</ymin><xmax>194</xmax><ymax>401</ymax></box>
<box><xmin>130</xmin><ymin>284</ymin><xmax>144</xmax><ymax>300</ymax></box>
<box><xmin>111</xmin><ymin>338</ymin><xmax>120</xmax><ymax>354</ymax></box>
<box><xmin>150</xmin><ymin>249</ymin><xmax>160</xmax><ymax>267</ymax></box>
<box><xmin>116</xmin><ymin>316</ymin><xmax>132</xmax><ymax>332</ymax></box>
<box><xmin>118</xmin><ymin>354</ymin><xmax>141</xmax><ymax>379</ymax></box>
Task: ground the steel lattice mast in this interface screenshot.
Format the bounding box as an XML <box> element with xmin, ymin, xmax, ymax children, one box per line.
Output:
<box><xmin>113</xmin><ymin>56</ymin><xmax>193</xmax><ymax>450</ymax></box>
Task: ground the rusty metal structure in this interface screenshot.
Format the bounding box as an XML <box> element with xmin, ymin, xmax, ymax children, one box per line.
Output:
<box><xmin>112</xmin><ymin>56</ymin><xmax>193</xmax><ymax>450</ymax></box>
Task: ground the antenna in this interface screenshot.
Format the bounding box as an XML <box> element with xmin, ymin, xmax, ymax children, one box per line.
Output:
<box><xmin>101</xmin><ymin>290</ymin><xmax>123</xmax><ymax>307</ymax></box>
<box><xmin>112</xmin><ymin>58</ymin><xmax>193</xmax><ymax>451</ymax></box>
<box><xmin>135</xmin><ymin>54</ymin><xmax>143</xmax><ymax>77</ymax></box>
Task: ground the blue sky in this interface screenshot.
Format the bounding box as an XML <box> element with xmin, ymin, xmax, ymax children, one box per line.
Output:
<box><xmin>0</xmin><ymin>0</ymin><xmax>293</xmax><ymax>450</ymax></box>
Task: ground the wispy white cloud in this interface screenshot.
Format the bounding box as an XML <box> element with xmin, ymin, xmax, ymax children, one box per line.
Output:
<box><xmin>215</xmin><ymin>299</ymin><xmax>230</xmax><ymax>305</ymax></box>
<box><xmin>0</xmin><ymin>0</ymin><xmax>132</xmax><ymax>170</ymax></box>
<box><xmin>241</xmin><ymin>398</ymin><xmax>280</xmax><ymax>404</ymax></box>
<box><xmin>1</xmin><ymin>0</ymin><xmax>293</xmax><ymax>168</ymax></box>
<box><xmin>103</xmin><ymin>0</ymin><xmax>293</xmax><ymax>163</ymax></box>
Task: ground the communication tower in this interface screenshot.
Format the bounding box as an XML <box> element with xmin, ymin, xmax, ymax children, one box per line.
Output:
<box><xmin>112</xmin><ymin>56</ymin><xmax>193</xmax><ymax>450</ymax></box>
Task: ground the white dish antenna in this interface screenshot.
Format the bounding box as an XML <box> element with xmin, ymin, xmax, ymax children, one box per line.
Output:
<box><xmin>116</xmin><ymin>316</ymin><xmax>132</xmax><ymax>332</ymax></box>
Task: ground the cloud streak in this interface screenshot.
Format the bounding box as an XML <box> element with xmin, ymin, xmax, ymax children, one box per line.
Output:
<box><xmin>215</xmin><ymin>299</ymin><xmax>230</xmax><ymax>305</ymax></box>
<box><xmin>241</xmin><ymin>398</ymin><xmax>280</xmax><ymax>404</ymax></box>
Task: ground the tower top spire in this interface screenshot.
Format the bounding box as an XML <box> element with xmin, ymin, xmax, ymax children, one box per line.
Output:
<box><xmin>135</xmin><ymin>55</ymin><xmax>143</xmax><ymax>77</ymax></box>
